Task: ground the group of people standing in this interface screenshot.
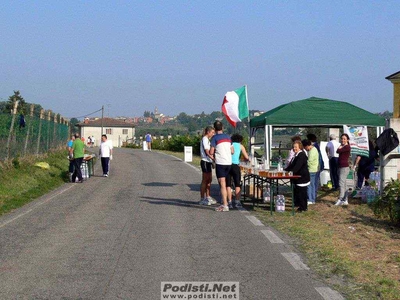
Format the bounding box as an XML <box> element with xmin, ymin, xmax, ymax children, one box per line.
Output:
<box><xmin>67</xmin><ymin>133</ymin><xmax>113</xmax><ymax>181</ymax></box>
<box><xmin>284</xmin><ymin>134</ymin><xmax>325</xmax><ymax>212</ymax></box>
<box><xmin>199</xmin><ymin>121</ymin><xmax>249</xmax><ymax>212</ymax></box>
<box><xmin>286</xmin><ymin>132</ymin><xmax>377</xmax><ymax>212</ymax></box>
<box><xmin>285</xmin><ymin>133</ymin><xmax>351</xmax><ymax>212</ymax></box>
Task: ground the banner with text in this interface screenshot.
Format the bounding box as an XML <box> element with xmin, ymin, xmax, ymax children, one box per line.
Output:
<box><xmin>343</xmin><ymin>125</ymin><xmax>369</xmax><ymax>157</ymax></box>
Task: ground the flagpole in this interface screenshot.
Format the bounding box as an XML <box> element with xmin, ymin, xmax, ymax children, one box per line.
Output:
<box><xmin>244</xmin><ymin>84</ymin><xmax>253</xmax><ymax>161</ymax></box>
<box><xmin>245</xmin><ymin>84</ymin><xmax>249</xmax><ymax>124</ymax></box>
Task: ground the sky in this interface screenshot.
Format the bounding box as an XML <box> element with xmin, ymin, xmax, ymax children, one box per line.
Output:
<box><xmin>1</xmin><ymin>1</ymin><xmax>399</xmax><ymax>120</ymax></box>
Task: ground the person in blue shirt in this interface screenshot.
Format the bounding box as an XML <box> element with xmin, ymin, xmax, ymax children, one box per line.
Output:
<box><xmin>145</xmin><ymin>133</ymin><xmax>152</xmax><ymax>151</ymax></box>
<box><xmin>227</xmin><ymin>134</ymin><xmax>249</xmax><ymax>209</ymax></box>
<box><xmin>67</xmin><ymin>134</ymin><xmax>75</xmax><ymax>181</ymax></box>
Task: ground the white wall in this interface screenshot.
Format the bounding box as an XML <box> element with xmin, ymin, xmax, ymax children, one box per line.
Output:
<box><xmin>80</xmin><ymin>127</ymin><xmax>135</xmax><ymax>147</ymax></box>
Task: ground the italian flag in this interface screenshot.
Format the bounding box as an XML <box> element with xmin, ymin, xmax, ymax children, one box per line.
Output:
<box><xmin>222</xmin><ymin>85</ymin><xmax>249</xmax><ymax>127</ymax></box>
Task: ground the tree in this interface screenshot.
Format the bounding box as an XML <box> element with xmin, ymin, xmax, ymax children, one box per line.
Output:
<box><xmin>0</xmin><ymin>101</ymin><xmax>7</xmax><ymax>113</ymax></box>
<box><xmin>5</xmin><ymin>91</ymin><xmax>27</xmax><ymax>114</ymax></box>
<box><xmin>69</xmin><ymin>118</ymin><xmax>80</xmax><ymax>127</ymax></box>
<box><xmin>143</xmin><ymin>110</ymin><xmax>151</xmax><ymax>117</ymax></box>
<box><xmin>377</xmin><ymin>111</ymin><xmax>392</xmax><ymax>120</ymax></box>
<box><xmin>176</xmin><ymin>112</ymin><xmax>191</xmax><ymax>125</ymax></box>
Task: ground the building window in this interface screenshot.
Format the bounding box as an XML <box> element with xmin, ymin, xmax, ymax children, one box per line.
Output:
<box><xmin>106</xmin><ymin>128</ymin><xmax>112</xmax><ymax>135</ymax></box>
<box><xmin>122</xmin><ymin>129</ymin><xmax>128</xmax><ymax>134</ymax></box>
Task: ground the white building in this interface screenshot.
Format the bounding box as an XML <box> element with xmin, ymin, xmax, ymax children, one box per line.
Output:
<box><xmin>77</xmin><ymin>118</ymin><xmax>135</xmax><ymax>148</ymax></box>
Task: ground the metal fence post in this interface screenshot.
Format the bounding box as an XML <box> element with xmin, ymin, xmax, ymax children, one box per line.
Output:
<box><xmin>24</xmin><ymin>104</ymin><xmax>34</xmax><ymax>156</ymax></box>
<box><xmin>36</xmin><ymin>109</ymin><xmax>44</xmax><ymax>156</ymax></box>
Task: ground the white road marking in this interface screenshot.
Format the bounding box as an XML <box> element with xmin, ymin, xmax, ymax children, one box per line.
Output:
<box><xmin>261</xmin><ymin>230</ymin><xmax>284</xmax><ymax>243</ymax></box>
<box><xmin>0</xmin><ymin>185</ymin><xmax>74</xmax><ymax>229</ymax></box>
<box><xmin>245</xmin><ymin>215</ymin><xmax>264</xmax><ymax>226</ymax></box>
<box><xmin>315</xmin><ymin>287</ymin><xmax>344</xmax><ymax>300</ymax></box>
<box><xmin>0</xmin><ymin>209</ymin><xmax>33</xmax><ymax>229</ymax></box>
<box><xmin>281</xmin><ymin>252</ymin><xmax>310</xmax><ymax>270</ymax></box>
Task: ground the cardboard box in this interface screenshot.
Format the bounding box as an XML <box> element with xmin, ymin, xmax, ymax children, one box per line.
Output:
<box><xmin>245</xmin><ymin>184</ymin><xmax>263</xmax><ymax>198</ymax></box>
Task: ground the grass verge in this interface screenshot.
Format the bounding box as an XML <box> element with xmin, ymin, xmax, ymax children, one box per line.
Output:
<box><xmin>250</xmin><ymin>188</ymin><xmax>400</xmax><ymax>300</ymax></box>
<box><xmin>158</xmin><ymin>150</ymin><xmax>202</xmax><ymax>167</ymax></box>
<box><xmin>0</xmin><ymin>150</ymin><xmax>71</xmax><ymax>216</ymax></box>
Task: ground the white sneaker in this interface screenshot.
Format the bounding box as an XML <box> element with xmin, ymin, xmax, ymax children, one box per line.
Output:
<box><xmin>335</xmin><ymin>199</ymin><xmax>348</xmax><ymax>206</ymax></box>
<box><xmin>334</xmin><ymin>199</ymin><xmax>342</xmax><ymax>206</ymax></box>
<box><xmin>200</xmin><ymin>198</ymin><xmax>211</xmax><ymax>206</ymax></box>
<box><xmin>207</xmin><ymin>197</ymin><xmax>217</xmax><ymax>205</ymax></box>
<box><xmin>215</xmin><ymin>205</ymin><xmax>229</xmax><ymax>212</ymax></box>
<box><xmin>307</xmin><ymin>201</ymin><xmax>315</xmax><ymax>205</ymax></box>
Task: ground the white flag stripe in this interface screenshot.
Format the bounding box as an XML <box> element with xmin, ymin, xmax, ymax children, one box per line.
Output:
<box><xmin>224</xmin><ymin>91</ymin><xmax>241</xmax><ymax>122</ymax></box>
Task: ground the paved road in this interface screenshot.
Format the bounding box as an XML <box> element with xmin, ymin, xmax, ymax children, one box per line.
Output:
<box><xmin>0</xmin><ymin>148</ymin><xmax>343</xmax><ymax>300</ymax></box>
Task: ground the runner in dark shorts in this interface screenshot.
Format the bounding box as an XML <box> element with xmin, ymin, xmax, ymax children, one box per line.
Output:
<box><xmin>199</xmin><ymin>126</ymin><xmax>216</xmax><ymax>205</ymax></box>
<box><xmin>201</xmin><ymin>160</ymin><xmax>213</xmax><ymax>173</ymax></box>
<box><xmin>227</xmin><ymin>133</ymin><xmax>250</xmax><ymax>208</ymax></box>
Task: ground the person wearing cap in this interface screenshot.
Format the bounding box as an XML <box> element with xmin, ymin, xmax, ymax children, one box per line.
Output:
<box><xmin>326</xmin><ymin>134</ymin><xmax>340</xmax><ymax>191</ymax></box>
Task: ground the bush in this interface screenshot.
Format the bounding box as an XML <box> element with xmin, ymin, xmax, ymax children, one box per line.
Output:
<box><xmin>370</xmin><ymin>179</ymin><xmax>400</xmax><ymax>225</ymax></box>
<box><xmin>163</xmin><ymin>135</ymin><xmax>201</xmax><ymax>154</ymax></box>
<box><xmin>123</xmin><ymin>135</ymin><xmax>202</xmax><ymax>154</ymax></box>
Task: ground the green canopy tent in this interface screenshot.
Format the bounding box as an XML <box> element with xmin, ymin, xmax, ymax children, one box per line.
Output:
<box><xmin>250</xmin><ymin>97</ymin><xmax>386</xmax><ymax>128</ymax></box>
<box><xmin>249</xmin><ymin>97</ymin><xmax>386</xmax><ymax>168</ymax></box>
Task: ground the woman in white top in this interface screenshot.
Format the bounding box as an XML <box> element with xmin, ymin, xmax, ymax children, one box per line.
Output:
<box><xmin>199</xmin><ymin>126</ymin><xmax>215</xmax><ymax>205</ymax></box>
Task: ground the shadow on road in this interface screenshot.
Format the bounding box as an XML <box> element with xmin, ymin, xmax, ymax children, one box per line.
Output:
<box><xmin>140</xmin><ymin>196</ymin><xmax>216</xmax><ymax>210</ymax></box>
<box><xmin>142</xmin><ymin>182</ymin><xmax>177</xmax><ymax>187</ymax></box>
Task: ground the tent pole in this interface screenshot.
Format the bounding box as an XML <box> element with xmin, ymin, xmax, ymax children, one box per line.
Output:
<box><xmin>245</xmin><ymin>85</ymin><xmax>251</xmax><ymax>153</ymax></box>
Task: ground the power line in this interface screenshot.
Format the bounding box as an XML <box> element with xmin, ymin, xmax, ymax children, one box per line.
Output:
<box><xmin>69</xmin><ymin>108</ymin><xmax>103</xmax><ymax>119</ymax></box>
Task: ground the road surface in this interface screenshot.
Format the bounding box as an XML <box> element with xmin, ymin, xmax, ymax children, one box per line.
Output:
<box><xmin>0</xmin><ymin>148</ymin><xmax>343</xmax><ymax>300</ymax></box>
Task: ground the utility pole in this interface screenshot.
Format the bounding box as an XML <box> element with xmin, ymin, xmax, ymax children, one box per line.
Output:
<box><xmin>101</xmin><ymin>105</ymin><xmax>104</xmax><ymax>135</ymax></box>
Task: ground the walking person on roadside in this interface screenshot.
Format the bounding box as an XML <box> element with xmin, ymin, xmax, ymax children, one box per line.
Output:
<box><xmin>145</xmin><ymin>132</ymin><xmax>152</xmax><ymax>151</ymax></box>
<box><xmin>285</xmin><ymin>140</ymin><xmax>310</xmax><ymax>212</ymax></box>
<box><xmin>326</xmin><ymin>134</ymin><xmax>340</xmax><ymax>191</ymax></box>
<box><xmin>227</xmin><ymin>133</ymin><xmax>249</xmax><ymax>209</ymax></box>
<box><xmin>99</xmin><ymin>134</ymin><xmax>113</xmax><ymax>177</ymax></box>
<box><xmin>210</xmin><ymin>121</ymin><xmax>234</xmax><ymax>212</ymax></box>
<box><xmin>67</xmin><ymin>134</ymin><xmax>75</xmax><ymax>181</ymax></box>
<box><xmin>199</xmin><ymin>126</ymin><xmax>216</xmax><ymax>205</ymax></box>
<box><xmin>70</xmin><ymin>133</ymin><xmax>85</xmax><ymax>183</ymax></box>
<box><xmin>302</xmin><ymin>139</ymin><xmax>319</xmax><ymax>205</ymax></box>
<box><xmin>335</xmin><ymin>133</ymin><xmax>351</xmax><ymax>206</ymax></box>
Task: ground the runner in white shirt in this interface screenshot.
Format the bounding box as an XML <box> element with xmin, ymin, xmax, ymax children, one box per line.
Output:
<box><xmin>99</xmin><ymin>134</ymin><xmax>113</xmax><ymax>177</ymax></box>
